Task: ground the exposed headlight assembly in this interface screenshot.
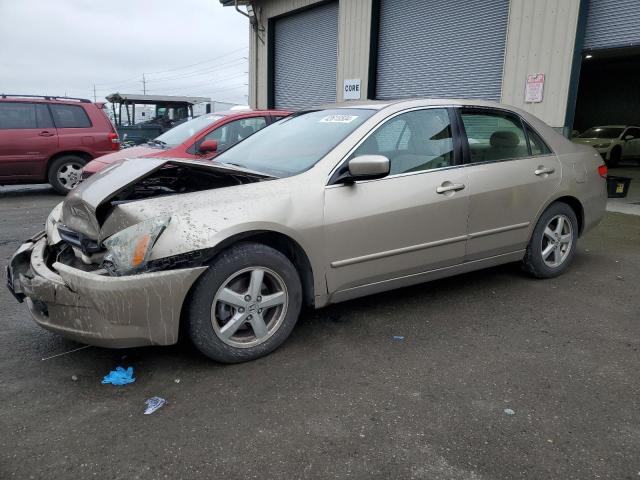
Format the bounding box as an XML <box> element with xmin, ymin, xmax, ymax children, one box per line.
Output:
<box><xmin>103</xmin><ymin>216</ymin><xmax>170</xmax><ymax>274</ymax></box>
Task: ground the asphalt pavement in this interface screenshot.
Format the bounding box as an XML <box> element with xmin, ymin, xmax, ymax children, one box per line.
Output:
<box><xmin>1</xmin><ymin>184</ymin><xmax>638</xmax><ymax>479</ymax></box>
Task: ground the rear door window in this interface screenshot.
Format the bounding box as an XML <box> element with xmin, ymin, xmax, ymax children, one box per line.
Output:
<box><xmin>0</xmin><ymin>102</ymin><xmax>37</xmax><ymax>129</ymax></box>
<box><xmin>525</xmin><ymin>124</ymin><xmax>552</xmax><ymax>156</ymax></box>
<box><xmin>50</xmin><ymin>104</ymin><xmax>92</xmax><ymax>128</ymax></box>
<box><xmin>461</xmin><ymin>109</ymin><xmax>528</xmax><ymax>163</ymax></box>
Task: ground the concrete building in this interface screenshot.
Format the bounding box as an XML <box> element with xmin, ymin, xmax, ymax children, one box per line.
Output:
<box><xmin>222</xmin><ymin>0</ymin><xmax>640</xmax><ymax>136</ymax></box>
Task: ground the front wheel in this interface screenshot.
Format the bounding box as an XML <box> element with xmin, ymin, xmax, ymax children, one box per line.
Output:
<box><xmin>186</xmin><ymin>242</ymin><xmax>302</xmax><ymax>363</ymax></box>
<box><xmin>523</xmin><ymin>202</ymin><xmax>579</xmax><ymax>278</ymax></box>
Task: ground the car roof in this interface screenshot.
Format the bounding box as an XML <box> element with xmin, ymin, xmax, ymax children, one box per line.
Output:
<box><xmin>318</xmin><ymin>98</ymin><xmax>522</xmax><ymax>111</ymax></box>
<box><xmin>589</xmin><ymin>125</ymin><xmax>637</xmax><ymax>128</ymax></box>
<box><xmin>214</xmin><ymin>109</ymin><xmax>291</xmax><ymax>117</ymax></box>
<box><xmin>0</xmin><ymin>95</ymin><xmax>94</xmax><ymax>105</ymax></box>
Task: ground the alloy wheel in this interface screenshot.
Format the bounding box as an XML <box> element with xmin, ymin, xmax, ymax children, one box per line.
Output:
<box><xmin>541</xmin><ymin>214</ymin><xmax>574</xmax><ymax>268</ymax></box>
<box><xmin>211</xmin><ymin>267</ymin><xmax>288</xmax><ymax>348</ymax></box>
<box><xmin>56</xmin><ymin>162</ymin><xmax>83</xmax><ymax>190</ymax></box>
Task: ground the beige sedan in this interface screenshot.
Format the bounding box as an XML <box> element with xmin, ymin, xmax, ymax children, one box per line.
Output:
<box><xmin>7</xmin><ymin>99</ymin><xmax>607</xmax><ymax>362</ymax></box>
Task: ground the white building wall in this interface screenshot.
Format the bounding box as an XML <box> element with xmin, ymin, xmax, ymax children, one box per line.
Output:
<box><xmin>336</xmin><ymin>0</ymin><xmax>372</xmax><ymax>102</ymax></box>
<box><xmin>501</xmin><ymin>0</ymin><xmax>581</xmax><ymax>128</ymax></box>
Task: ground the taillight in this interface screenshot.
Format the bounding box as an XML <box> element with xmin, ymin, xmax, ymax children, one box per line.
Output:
<box><xmin>598</xmin><ymin>164</ymin><xmax>608</xmax><ymax>178</ymax></box>
<box><xmin>108</xmin><ymin>132</ymin><xmax>120</xmax><ymax>151</ymax></box>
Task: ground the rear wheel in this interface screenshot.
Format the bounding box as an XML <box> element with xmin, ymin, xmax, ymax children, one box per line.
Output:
<box><xmin>48</xmin><ymin>155</ymin><xmax>87</xmax><ymax>194</ymax></box>
<box><xmin>523</xmin><ymin>202</ymin><xmax>578</xmax><ymax>278</ymax></box>
<box><xmin>186</xmin><ymin>242</ymin><xmax>302</xmax><ymax>363</ymax></box>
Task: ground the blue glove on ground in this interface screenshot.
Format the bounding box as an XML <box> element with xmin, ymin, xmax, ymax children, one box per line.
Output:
<box><xmin>102</xmin><ymin>366</ymin><xmax>135</xmax><ymax>385</ymax></box>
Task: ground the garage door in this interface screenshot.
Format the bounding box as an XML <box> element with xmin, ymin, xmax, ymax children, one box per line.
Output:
<box><xmin>273</xmin><ymin>2</ymin><xmax>338</xmax><ymax>109</ymax></box>
<box><xmin>375</xmin><ymin>0</ymin><xmax>509</xmax><ymax>101</ymax></box>
<box><xmin>583</xmin><ymin>0</ymin><xmax>640</xmax><ymax>50</ymax></box>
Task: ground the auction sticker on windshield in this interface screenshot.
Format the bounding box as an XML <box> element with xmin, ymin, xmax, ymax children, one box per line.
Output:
<box><xmin>320</xmin><ymin>115</ymin><xmax>359</xmax><ymax>123</ymax></box>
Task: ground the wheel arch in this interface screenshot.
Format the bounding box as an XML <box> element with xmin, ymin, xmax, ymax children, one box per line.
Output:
<box><xmin>46</xmin><ymin>150</ymin><xmax>93</xmax><ymax>175</ymax></box>
<box><xmin>536</xmin><ymin>195</ymin><xmax>585</xmax><ymax>237</ymax></box>
<box><xmin>198</xmin><ymin>230</ymin><xmax>316</xmax><ymax>308</ymax></box>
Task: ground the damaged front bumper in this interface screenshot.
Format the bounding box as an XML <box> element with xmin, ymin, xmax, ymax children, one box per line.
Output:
<box><xmin>6</xmin><ymin>233</ymin><xmax>206</xmax><ymax>348</ymax></box>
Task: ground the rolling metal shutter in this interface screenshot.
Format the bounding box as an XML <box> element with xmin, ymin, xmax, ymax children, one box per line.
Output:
<box><xmin>375</xmin><ymin>0</ymin><xmax>509</xmax><ymax>101</ymax></box>
<box><xmin>583</xmin><ymin>0</ymin><xmax>640</xmax><ymax>50</ymax></box>
<box><xmin>273</xmin><ymin>2</ymin><xmax>338</xmax><ymax>109</ymax></box>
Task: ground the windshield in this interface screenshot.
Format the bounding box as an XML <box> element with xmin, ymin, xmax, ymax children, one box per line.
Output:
<box><xmin>214</xmin><ymin>109</ymin><xmax>376</xmax><ymax>177</ymax></box>
<box><xmin>579</xmin><ymin>127</ymin><xmax>624</xmax><ymax>139</ymax></box>
<box><xmin>154</xmin><ymin>114</ymin><xmax>225</xmax><ymax>147</ymax></box>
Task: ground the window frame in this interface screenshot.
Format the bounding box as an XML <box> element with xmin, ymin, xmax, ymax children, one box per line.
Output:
<box><xmin>35</xmin><ymin>103</ymin><xmax>55</xmax><ymax>129</ymax></box>
<box><xmin>327</xmin><ymin>106</ymin><xmax>464</xmax><ymax>186</ymax></box>
<box><xmin>524</xmin><ymin>122</ymin><xmax>552</xmax><ymax>156</ymax></box>
<box><xmin>48</xmin><ymin>103</ymin><xmax>93</xmax><ymax>129</ymax></box>
<box><xmin>455</xmin><ymin>106</ymin><xmax>553</xmax><ymax>166</ymax></box>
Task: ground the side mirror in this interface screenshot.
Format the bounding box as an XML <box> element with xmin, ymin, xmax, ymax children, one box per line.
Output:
<box><xmin>199</xmin><ymin>139</ymin><xmax>218</xmax><ymax>153</ymax></box>
<box><xmin>624</xmin><ymin>135</ymin><xmax>634</xmax><ymax>141</ymax></box>
<box><xmin>347</xmin><ymin>155</ymin><xmax>390</xmax><ymax>181</ymax></box>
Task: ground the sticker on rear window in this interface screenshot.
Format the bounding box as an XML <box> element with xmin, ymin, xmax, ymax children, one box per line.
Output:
<box><xmin>320</xmin><ymin>115</ymin><xmax>358</xmax><ymax>124</ymax></box>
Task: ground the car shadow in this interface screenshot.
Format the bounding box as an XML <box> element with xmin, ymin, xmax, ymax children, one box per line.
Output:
<box><xmin>30</xmin><ymin>252</ymin><xmax>591</xmax><ymax>373</ymax></box>
<box><xmin>0</xmin><ymin>184</ymin><xmax>57</xmax><ymax>198</ymax></box>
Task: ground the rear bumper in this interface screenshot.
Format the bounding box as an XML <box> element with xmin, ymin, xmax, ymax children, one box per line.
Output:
<box><xmin>7</xmin><ymin>234</ymin><xmax>206</xmax><ymax>348</ymax></box>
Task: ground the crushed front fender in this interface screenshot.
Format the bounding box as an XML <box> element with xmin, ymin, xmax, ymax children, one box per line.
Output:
<box><xmin>10</xmin><ymin>236</ymin><xmax>206</xmax><ymax>348</ymax></box>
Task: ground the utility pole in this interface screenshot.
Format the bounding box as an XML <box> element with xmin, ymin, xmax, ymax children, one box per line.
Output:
<box><xmin>93</xmin><ymin>84</ymin><xmax>97</xmax><ymax>102</ymax></box>
<box><xmin>142</xmin><ymin>73</ymin><xmax>146</xmax><ymax>95</ymax></box>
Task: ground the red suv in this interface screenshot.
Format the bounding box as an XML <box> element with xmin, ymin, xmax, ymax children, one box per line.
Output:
<box><xmin>0</xmin><ymin>95</ymin><xmax>119</xmax><ymax>194</ymax></box>
<box><xmin>82</xmin><ymin>109</ymin><xmax>290</xmax><ymax>178</ymax></box>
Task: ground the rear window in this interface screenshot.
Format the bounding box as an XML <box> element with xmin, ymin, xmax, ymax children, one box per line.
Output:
<box><xmin>50</xmin><ymin>104</ymin><xmax>92</xmax><ymax>128</ymax></box>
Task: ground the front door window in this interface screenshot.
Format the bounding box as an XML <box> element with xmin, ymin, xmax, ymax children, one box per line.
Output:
<box><xmin>350</xmin><ymin>108</ymin><xmax>454</xmax><ymax>174</ymax></box>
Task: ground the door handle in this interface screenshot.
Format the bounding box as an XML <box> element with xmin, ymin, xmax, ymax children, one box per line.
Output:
<box><xmin>535</xmin><ymin>166</ymin><xmax>555</xmax><ymax>176</ymax></box>
<box><xmin>436</xmin><ymin>182</ymin><xmax>465</xmax><ymax>194</ymax></box>
<box><xmin>38</xmin><ymin>131</ymin><xmax>55</xmax><ymax>137</ymax></box>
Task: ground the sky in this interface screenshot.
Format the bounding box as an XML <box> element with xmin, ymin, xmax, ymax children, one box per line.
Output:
<box><xmin>0</xmin><ymin>0</ymin><xmax>249</xmax><ymax>104</ymax></box>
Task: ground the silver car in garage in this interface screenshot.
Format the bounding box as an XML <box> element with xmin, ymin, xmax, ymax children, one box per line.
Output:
<box><xmin>7</xmin><ymin>99</ymin><xmax>607</xmax><ymax>363</ymax></box>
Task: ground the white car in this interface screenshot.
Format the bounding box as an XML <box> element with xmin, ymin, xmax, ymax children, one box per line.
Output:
<box><xmin>573</xmin><ymin>125</ymin><xmax>640</xmax><ymax>166</ymax></box>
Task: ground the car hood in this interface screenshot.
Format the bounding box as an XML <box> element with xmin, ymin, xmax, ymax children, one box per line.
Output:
<box><xmin>90</xmin><ymin>145</ymin><xmax>162</xmax><ymax>164</ymax></box>
<box><xmin>61</xmin><ymin>157</ymin><xmax>273</xmax><ymax>241</ymax></box>
<box><xmin>572</xmin><ymin>138</ymin><xmax>612</xmax><ymax>146</ymax></box>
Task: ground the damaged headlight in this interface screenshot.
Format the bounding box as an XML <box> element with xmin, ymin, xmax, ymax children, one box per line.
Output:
<box><xmin>46</xmin><ymin>202</ymin><xmax>64</xmax><ymax>244</ymax></box>
<box><xmin>103</xmin><ymin>216</ymin><xmax>170</xmax><ymax>274</ymax></box>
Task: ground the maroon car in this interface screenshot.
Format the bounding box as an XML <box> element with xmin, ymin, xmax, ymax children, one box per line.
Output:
<box><xmin>0</xmin><ymin>95</ymin><xmax>120</xmax><ymax>194</ymax></box>
<box><xmin>82</xmin><ymin>109</ymin><xmax>291</xmax><ymax>178</ymax></box>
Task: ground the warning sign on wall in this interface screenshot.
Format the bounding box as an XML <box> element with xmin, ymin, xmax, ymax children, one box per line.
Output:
<box><xmin>525</xmin><ymin>73</ymin><xmax>545</xmax><ymax>103</ymax></box>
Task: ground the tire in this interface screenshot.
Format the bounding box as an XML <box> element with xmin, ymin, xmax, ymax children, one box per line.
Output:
<box><xmin>48</xmin><ymin>155</ymin><xmax>87</xmax><ymax>195</ymax></box>
<box><xmin>607</xmin><ymin>147</ymin><xmax>621</xmax><ymax>168</ymax></box>
<box><xmin>186</xmin><ymin>242</ymin><xmax>302</xmax><ymax>363</ymax></box>
<box><xmin>523</xmin><ymin>202</ymin><xmax>579</xmax><ymax>279</ymax></box>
